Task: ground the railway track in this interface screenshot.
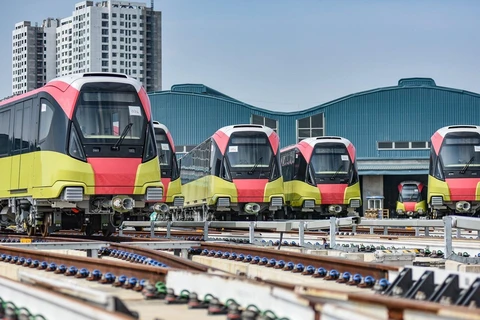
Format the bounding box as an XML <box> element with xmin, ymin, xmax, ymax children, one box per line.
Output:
<box><xmin>196</xmin><ymin>242</ymin><xmax>396</xmax><ymax>280</ymax></box>
<box><xmin>1</xmin><ymin>233</ymin><xmax>480</xmax><ymax>319</ymax></box>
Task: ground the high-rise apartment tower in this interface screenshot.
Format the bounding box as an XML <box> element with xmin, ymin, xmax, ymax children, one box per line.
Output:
<box><xmin>11</xmin><ymin>0</ymin><xmax>162</xmax><ymax>96</ymax></box>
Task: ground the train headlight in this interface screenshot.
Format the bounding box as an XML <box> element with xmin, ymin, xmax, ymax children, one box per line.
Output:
<box><xmin>396</xmin><ymin>209</ymin><xmax>404</xmax><ymax>215</ymax></box>
<box><xmin>431</xmin><ymin>196</ymin><xmax>443</xmax><ymax>206</ymax></box>
<box><xmin>270</xmin><ymin>197</ymin><xmax>283</xmax><ymax>207</ymax></box>
<box><xmin>349</xmin><ymin>199</ymin><xmax>361</xmax><ymax>208</ymax></box>
<box><xmin>417</xmin><ymin>209</ymin><xmax>424</xmax><ymax>215</ymax></box>
<box><xmin>145</xmin><ymin>187</ymin><xmax>163</xmax><ymax>202</ymax></box>
<box><xmin>303</xmin><ymin>200</ymin><xmax>315</xmax><ymax>208</ymax></box>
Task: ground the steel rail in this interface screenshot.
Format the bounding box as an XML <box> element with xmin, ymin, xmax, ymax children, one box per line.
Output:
<box><xmin>0</xmin><ymin>235</ymin><xmax>209</xmax><ymax>271</ymax></box>
<box><xmin>198</xmin><ymin>242</ymin><xmax>398</xmax><ymax>279</ymax></box>
<box><xmin>297</xmin><ymin>286</ymin><xmax>480</xmax><ymax>320</ymax></box>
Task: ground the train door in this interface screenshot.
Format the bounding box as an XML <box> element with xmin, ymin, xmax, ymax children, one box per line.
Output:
<box><xmin>0</xmin><ymin>109</ymin><xmax>12</xmax><ymax>196</ymax></box>
<box><xmin>18</xmin><ymin>100</ymin><xmax>32</xmax><ymax>190</ymax></box>
<box><xmin>10</xmin><ymin>104</ymin><xmax>24</xmax><ymax>191</ymax></box>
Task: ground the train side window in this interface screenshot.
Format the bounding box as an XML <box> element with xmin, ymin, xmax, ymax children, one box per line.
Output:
<box><xmin>294</xmin><ymin>152</ymin><xmax>307</xmax><ymax>182</ymax></box>
<box><xmin>39</xmin><ymin>99</ymin><xmax>54</xmax><ymax>143</ymax></box>
<box><xmin>13</xmin><ymin>106</ymin><xmax>23</xmax><ymax>151</ymax></box>
<box><xmin>210</xmin><ymin>140</ymin><xmax>223</xmax><ymax>177</ymax></box>
<box><xmin>281</xmin><ymin>150</ymin><xmax>294</xmax><ymax>181</ymax></box>
<box><xmin>22</xmin><ymin>101</ymin><xmax>32</xmax><ymax>150</ymax></box>
<box><xmin>0</xmin><ymin>109</ymin><xmax>11</xmax><ymax>156</ymax></box>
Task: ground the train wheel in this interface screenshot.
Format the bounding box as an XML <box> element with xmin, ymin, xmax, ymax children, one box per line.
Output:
<box><xmin>85</xmin><ymin>224</ymin><xmax>95</xmax><ymax>236</ymax></box>
<box><xmin>25</xmin><ymin>223</ymin><xmax>35</xmax><ymax>236</ymax></box>
<box><xmin>134</xmin><ymin>227</ymin><xmax>143</xmax><ymax>231</ymax></box>
<box><xmin>41</xmin><ymin>213</ymin><xmax>52</xmax><ymax>237</ymax></box>
<box><xmin>102</xmin><ymin>229</ymin><xmax>113</xmax><ymax>237</ymax></box>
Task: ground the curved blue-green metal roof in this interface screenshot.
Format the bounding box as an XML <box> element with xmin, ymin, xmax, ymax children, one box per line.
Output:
<box><xmin>149</xmin><ymin>77</ymin><xmax>480</xmax><ymax>171</ymax></box>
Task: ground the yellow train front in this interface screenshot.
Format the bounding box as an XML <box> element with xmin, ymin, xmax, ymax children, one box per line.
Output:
<box><xmin>0</xmin><ymin>73</ymin><xmax>164</xmax><ymax>236</ymax></box>
<box><xmin>179</xmin><ymin>124</ymin><xmax>284</xmax><ymax>221</ymax></box>
<box><xmin>153</xmin><ymin>121</ymin><xmax>184</xmax><ymax>220</ymax></box>
<box><xmin>428</xmin><ymin>125</ymin><xmax>480</xmax><ymax>217</ymax></box>
<box><xmin>280</xmin><ymin>136</ymin><xmax>361</xmax><ymax>219</ymax></box>
<box><xmin>395</xmin><ymin>181</ymin><xmax>427</xmax><ymax>218</ymax></box>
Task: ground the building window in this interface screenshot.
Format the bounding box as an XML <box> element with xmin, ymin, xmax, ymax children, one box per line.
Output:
<box><xmin>251</xmin><ymin>114</ymin><xmax>278</xmax><ymax>133</ymax></box>
<box><xmin>297</xmin><ymin>113</ymin><xmax>324</xmax><ymax>142</ymax></box>
<box><xmin>377</xmin><ymin>141</ymin><xmax>430</xmax><ymax>150</ymax></box>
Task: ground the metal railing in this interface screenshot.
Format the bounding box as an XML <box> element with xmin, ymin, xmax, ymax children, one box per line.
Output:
<box><xmin>121</xmin><ymin>216</ymin><xmax>480</xmax><ymax>262</ymax></box>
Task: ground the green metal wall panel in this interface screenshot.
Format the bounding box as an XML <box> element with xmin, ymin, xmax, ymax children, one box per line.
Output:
<box><xmin>148</xmin><ymin>79</ymin><xmax>480</xmax><ymax>159</ymax></box>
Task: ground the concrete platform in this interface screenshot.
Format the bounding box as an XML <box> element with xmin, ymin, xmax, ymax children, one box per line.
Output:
<box><xmin>445</xmin><ymin>260</ymin><xmax>480</xmax><ymax>273</ymax></box>
<box><xmin>192</xmin><ymin>255</ymin><xmax>373</xmax><ymax>294</ymax></box>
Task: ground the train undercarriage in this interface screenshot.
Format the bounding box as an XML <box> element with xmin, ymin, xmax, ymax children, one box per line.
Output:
<box><xmin>0</xmin><ymin>193</ymin><xmax>165</xmax><ymax>236</ymax></box>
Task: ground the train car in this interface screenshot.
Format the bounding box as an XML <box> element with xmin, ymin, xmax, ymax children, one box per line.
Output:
<box><xmin>428</xmin><ymin>125</ymin><xmax>480</xmax><ymax>217</ymax></box>
<box><xmin>395</xmin><ymin>181</ymin><xmax>427</xmax><ymax>218</ymax></box>
<box><xmin>153</xmin><ymin>121</ymin><xmax>184</xmax><ymax>219</ymax></box>
<box><xmin>178</xmin><ymin>124</ymin><xmax>284</xmax><ymax>221</ymax></box>
<box><xmin>280</xmin><ymin>136</ymin><xmax>361</xmax><ymax>218</ymax></box>
<box><xmin>0</xmin><ymin>72</ymin><xmax>165</xmax><ymax>236</ymax></box>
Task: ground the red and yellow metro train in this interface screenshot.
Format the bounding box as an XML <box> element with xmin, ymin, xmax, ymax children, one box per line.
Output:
<box><xmin>153</xmin><ymin>121</ymin><xmax>184</xmax><ymax>218</ymax></box>
<box><xmin>428</xmin><ymin>125</ymin><xmax>480</xmax><ymax>217</ymax></box>
<box><xmin>280</xmin><ymin>136</ymin><xmax>361</xmax><ymax>218</ymax></box>
<box><xmin>395</xmin><ymin>181</ymin><xmax>427</xmax><ymax>218</ymax></box>
<box><xmin>0</xmin><ymin>73</ymin><xmax>165</xmax><ymax>236</ymax></box>
<box><xmin>178</xmin><ymin>124</ymin><xmax>284</xmax><ymax>221</ymax></box>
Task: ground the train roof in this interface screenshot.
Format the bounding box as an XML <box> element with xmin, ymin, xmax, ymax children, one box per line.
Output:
<box><xmin>152</xmin><ymin>120</ymin><xmax>176</xmax><ymax>152</ymax></box>
<box><xmin>280</xmin><ymin>135</ymin><xmax>356</xmax><ymax>163</ymax></box>
<box><xmin>153</xmin><ymin>121</ymin><xmax>171</xmax><ymax>134</ymax></box>
<box><xmin>431</xmin><ymin>125</ymin><xmax>480</xmax><ymax>154</ymax></box>
<box><xmin>49</xmin><ymin>72</ymin><xmax>144</xmax><ymax>92</ymax></box>
<box><xmin>433</xmin><ymin>125</ymin><xmax>480</xmax><ymax>137</ymax></box>
<box><xmin>399</xmin><ymin>180</ymin><xmax>422</xmax><ymax>186</ymax></box>
<box><xmin>216</xmin><ymin>124</ymin><xmax>277</xmax><ymax>137</ymax></box>
<box><xmin>0</xmin><ymin>72</ymin><xmax>144</xmax><ymax>107</ymax></box>
<box><xmin>280</xmin><ymin>136</ymin><xmax>353</xmax><ymax>152</ymax></box>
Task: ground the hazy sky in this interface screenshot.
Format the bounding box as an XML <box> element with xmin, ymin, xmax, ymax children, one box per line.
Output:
<box><xmin>2</xmin><ymin>0</ymin><xmax>479</xmax><ymax>111</ymax></box>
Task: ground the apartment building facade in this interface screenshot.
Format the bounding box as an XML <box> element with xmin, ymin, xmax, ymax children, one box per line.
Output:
<box><xmin>11</xmin><ymin>0</ymin><xmax>162</xmax><ymax>96</ymax></box>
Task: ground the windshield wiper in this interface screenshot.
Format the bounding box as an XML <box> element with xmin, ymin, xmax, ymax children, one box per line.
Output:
<box><xmin>112</xmin><ymin>123</ymin><xmax>133</xmax><ymax>150</ymax></box>
<box><xmin>248</xmin><ymin>156</ymin><xmax>263</xmax><ymax>175</ymax></box>
<box><xmin>460</xmin><ymin>156</ymin><xmax>475</xmax><ymax>174</ymax></box>
<box><xmin>330</xmin><ymin>163</ymin><xmax>344</xmax><ymax>180</ymax></box>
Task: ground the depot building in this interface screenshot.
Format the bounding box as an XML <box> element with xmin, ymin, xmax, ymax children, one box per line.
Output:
<box><xmin>148</xmin><ymin>78</ymin><xmax>480</xmax><ymax>215</ymax></box>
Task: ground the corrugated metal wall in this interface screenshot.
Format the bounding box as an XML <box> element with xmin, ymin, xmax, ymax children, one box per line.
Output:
<box><xmin>149</xmin><ymin>80</ymin><xmax>480</xmax><ymax>159</ymax></box>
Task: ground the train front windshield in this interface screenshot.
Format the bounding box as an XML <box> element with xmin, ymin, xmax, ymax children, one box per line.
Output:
<box><xmin>73</xmin><ymin>83</ymin><xmax>147</xmax><ymax>146</ymax></box>
<box><xmin>226</xmin><ymin>134</ymin><xmax>274</xmax><ymax>177</ymax></box>
<box><xmin>440</xmin><ymin>135</ymin><xmax>480</xmax><ymax>172</ymax></box>
<box><xmin>310</xmin><ymin>144</ymin><xmax>351</xmax><ymax>182</ymax></box>
<box><xmin>400</xmin><ymin>184</ymin><xmax>421</xmax><ymax>202</ymax></box>
<box><xmin>155</xmin><ymin>129</ymin><xmax>172</xmax><ymax>166</ymax></box>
